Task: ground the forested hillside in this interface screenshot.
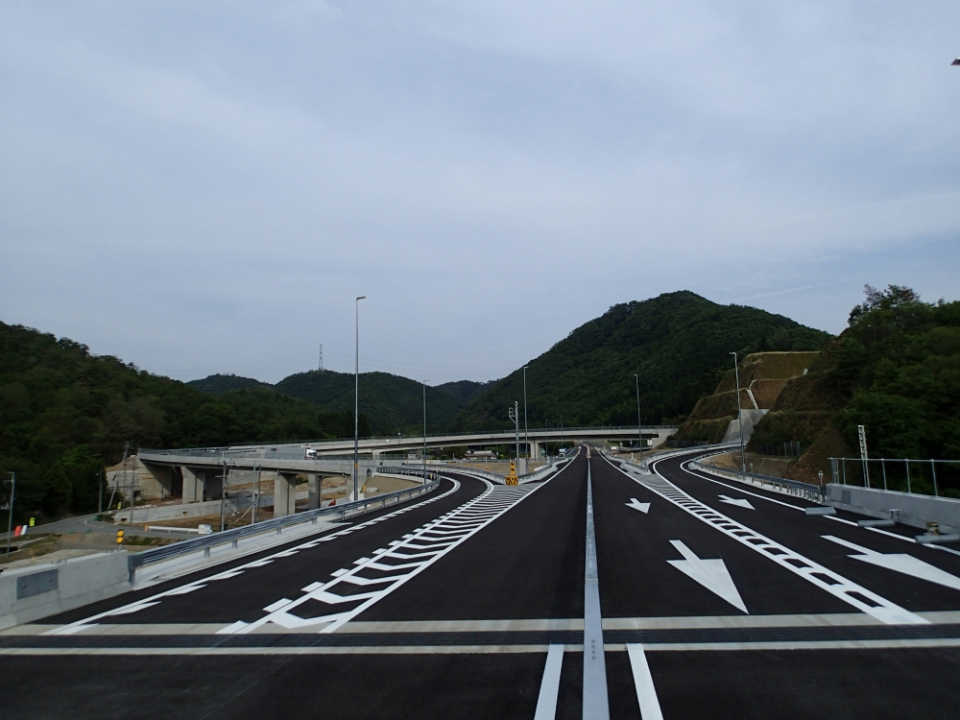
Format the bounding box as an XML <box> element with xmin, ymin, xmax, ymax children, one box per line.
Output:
<box><xmin>748</xmin><ymin>286</ymin><xmax>960</xmax><ymax>486</ymax></box>
<box><xmin>186</xmin><ymin>374</ymin><xmax>266</xmax><ymax>394</ymax></box>
<box><xmin>454</xmin><ymin>291</ymin><xmax>831</xmax><ymax>430</ymax></box>
<box><xmin>274</xmin><ymin>370</ymin><xmax>464</xmax><ymax>433</ymax></box>
<box><xmin>0</xmin><ymin>323</ymin><xmax>366</xmax><ymax>520</ymax></box>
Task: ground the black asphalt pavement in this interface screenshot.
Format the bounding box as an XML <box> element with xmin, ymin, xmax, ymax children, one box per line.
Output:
<box><xmin>3</xmin><ymin>448</ymin><xmax>960</xmax><ymax>719</ymax></box>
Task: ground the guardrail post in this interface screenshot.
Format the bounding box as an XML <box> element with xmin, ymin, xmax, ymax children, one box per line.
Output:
<box><xmin>204</xmin><ymin>547</ymin><xmax>210</xmax><ymax>558</ymax></box>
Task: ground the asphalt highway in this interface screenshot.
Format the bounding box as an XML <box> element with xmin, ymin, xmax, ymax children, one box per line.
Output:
<box><xmin>2</xmin><ymin>450</ymin><xmax>960</xmax><ymax>719</ymax></box>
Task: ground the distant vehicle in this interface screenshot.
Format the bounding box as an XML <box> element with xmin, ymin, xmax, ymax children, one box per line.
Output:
<box><xmin>305</xmin><ymin>448</ymin><xmax>317</xmax><ymax>459</ymax></box>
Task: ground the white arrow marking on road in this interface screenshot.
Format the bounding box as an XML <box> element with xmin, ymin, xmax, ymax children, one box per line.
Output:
<box><xmin>718</xmin><ymin>495</ymin><xmax>754</xmax><ymax>510</ymax></box>
<box><xmin>823</xmin><ymin>535</ymin><xmax>960</xmax><ymax>592</ymax></box>
<box><xmin>667</xmin><ymin>540</ymin><xmax>748</xmax><ymax>613</ymax></box>
<box><xmin>625</xmin><ymin>498</ymin><xmax>651</xmax><ymax>514</ymax></box>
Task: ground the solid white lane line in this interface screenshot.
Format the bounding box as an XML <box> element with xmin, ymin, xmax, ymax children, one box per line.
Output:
<box><xmin>583</xmin><ymin>458</ymin><xmax>611</xmax><ymax>720</ymax></box>
<box><xmin>533</xmin><ymin>644</ymin><xmax>564</xmax><ymax>720</ymax></box>
<box><xmin>626</xmin><ymin>644</ymin><xmax>664</xmax><ymax>720</ymax></box>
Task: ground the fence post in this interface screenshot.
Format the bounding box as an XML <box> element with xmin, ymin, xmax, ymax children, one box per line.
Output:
<box><xmin>881</xmin><ymin>458</ymin><xmax>887</xmax><ymax>491</ymax></box>
<box><xmin>831</xmin><ymin>458</ymin><xmax>839</xmax><ymax>485</ymax></box>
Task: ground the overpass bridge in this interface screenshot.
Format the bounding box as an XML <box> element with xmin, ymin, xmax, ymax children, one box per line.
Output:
<box><xmin>294</xmin><ymin>424</ymin><xmax>674</xmax><ymax>459</ymax></box>
<box><xmin>134</xmin><ymin>425</ymin><xmax>676</xmax><ymax>517</ymax></box>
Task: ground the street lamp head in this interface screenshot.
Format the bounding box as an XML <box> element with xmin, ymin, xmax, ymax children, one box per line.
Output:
<box><xmin>356</xmin><ymin>295</ymin><xmax>366</xmax><ymax>301</ymax></box>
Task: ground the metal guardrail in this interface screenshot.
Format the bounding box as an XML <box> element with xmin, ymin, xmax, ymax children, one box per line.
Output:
<box><xmin>426</xmin><ymin>463</ymin><xmax>506</xmax><ymax>484</ymax></box>
<box><xmin>689</xmin><ymin>460</ymin><xmax>825</xmax><ymax>502</ymax></box>
<box><xmin>604</xmin><ymin>446</ymin><xmax>824</xmax><ymax>502</ymax></box>
<box><xmin>128</xmin><ymin>469</ymin><xmax>442</xmax><ymax>579</ymax></box>
<box><xmin>635</xmin><ymin>442</ymin><xmax>738</xmax><ymax>471</ymax></box>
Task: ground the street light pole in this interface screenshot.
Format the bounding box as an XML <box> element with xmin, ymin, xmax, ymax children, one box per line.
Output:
<box><xmin>354</xmin><ymin>295</ymin><xmax>366</xmax><ymax>502</ymax></box>
<box><xmin>633</xmin><ymin>373</ymin><xmax>643</xmax><ymax>461</ymax></box>
<box><xmin>423</xmin><ymin>382</ymin><xmax>428</xmax><ymax>480</ymax></box>
<box><xmin>730</xmin><ymin>351</ymin><xmax>746</xmax><ymax>474</ymax></box>
<box><xmin>560</xmin><ymin>415</ymin><xmax>564</xmax><ymax>450</ymax></box>
<box><xmin>5</xmin><ymin>472</ymin><xmax>15</xmax><ymax>556</ymax></box>
<box><xmin>219</xmin><ymin>452</ymin><xmax>227</xmax><ymax>532</ymax></box>
<box><xmin>522</xmin><ymin>366</ymin><xmax>529</xmax><ymax>460</ymax></box>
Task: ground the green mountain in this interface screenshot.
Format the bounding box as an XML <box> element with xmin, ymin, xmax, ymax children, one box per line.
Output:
<box><xmin>274</xmin><ymin>370</ymin><xmax>465</xmax><ymax>434</ymax></box>
<box><xmin>0</xmin><ymin>322</ymin><xmax>363</xmax><ymax>520</ymax></box>
<box><xmin>434</xmin><ymin>380</ymin><xmax>491</xmax><ymax>404</ymax></box>
<box><xmin>454</xmin><ymin>291</ymin><xmax>831</xmax><ymax>431</ymax></box>
<box><xmin>745</xmin><ymin>285</ymin><xmax>960</xmax><ymax>490</ymax></box>
<box><xmin>187</xmin><ymin>373</ymin><xmax>266</xmax><ymax>394</ymax></box>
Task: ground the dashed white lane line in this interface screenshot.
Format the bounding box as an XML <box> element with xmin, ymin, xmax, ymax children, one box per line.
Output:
<box><xmin>626</xmin><ymin>644</ymin><xmax>664</xmax><ymax>720</ymax></box>
<box><xmin>533</xmin><ymin>644</ymin><xmax>564</xmax><ymax>720</ymax></box>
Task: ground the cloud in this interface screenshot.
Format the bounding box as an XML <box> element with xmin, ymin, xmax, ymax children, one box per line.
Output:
<box><xmin>1</xmin><ymin>1</ymin><xmax>958</xmax><ymax>383</ymax></box>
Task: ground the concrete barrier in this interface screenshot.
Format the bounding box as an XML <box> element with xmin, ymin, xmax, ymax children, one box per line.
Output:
<box><xmin>0</xmin><ymin>551</ymin><xmax>131</xmax><ymax>629</ymax></box>
<box><xmin>825</xmin><ymin>484</ymin><xmax>960</xmax><ymax>534</ymax></box>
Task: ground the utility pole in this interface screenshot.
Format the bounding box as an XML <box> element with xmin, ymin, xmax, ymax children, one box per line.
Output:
<box><xmin>522</xmin><ymin>366</ymin><xmax>529</xmax><ymax>460</ymax></box>
<box><xmin>508</xmin><ymin>402</ymin><xmax>520</xmax><ymax>461</ymax></box>
<box><xmin>730</xmin><ymin>352</ymin><xmax>746</xmax><ymax>474</ymax></box>
<box><xmin>633</xmin><ymin>373</ymin><xmax>643</xmax><ymax>460</ymax></box>
<box><xmin>4</xmin><ymin>472</ymin><xmax>15</xmax><ymax>556</ymax></box>
<box><xmin>560</xmin><ymin>415</ymin><xmax>564</xmax><ymax>450</ymax></box>
<box><xmin>121</xmin><ymin>442</ymin><xmax>132</xmax><ymax>523</ymax></box>
<box><xmin>97</xmin><ymin>468</ymin><xmax>103</xmax><ymax>515</ymax></box>
<box><xmin>353</xmin><ymin>295</ymin><xmax>366</xmax><ymax>502</ymax></box>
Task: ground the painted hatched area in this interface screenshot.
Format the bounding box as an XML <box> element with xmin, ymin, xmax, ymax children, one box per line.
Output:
<box><xmin>620</xmin><ymin>461</ymin><xmax>926</xmax><ymax>625</ymax></box>
<box><xmin>220</xmin><ymin>484</ymin><xmax>539</xmax><ymax>635</ymax></box>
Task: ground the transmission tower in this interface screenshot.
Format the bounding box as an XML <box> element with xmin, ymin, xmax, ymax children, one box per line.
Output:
<box><xmin>318</xmin><ymin>343</ymin><xmax>324</xmax><ymax>372</ymax></box>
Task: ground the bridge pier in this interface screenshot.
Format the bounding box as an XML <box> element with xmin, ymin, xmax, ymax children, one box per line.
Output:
<box><xmin>530</xmin><ymin>440</ymin><xmax>542</xmax><ymax>460</ymax></box>
<box><xmin>308</xmin><ymin>474</ymin><xmax>320</xmax><ymax>510</ymax></box>
<box><xmin>270</xmin><ymin>472</ymin><xmax>297</xmax><ymax>517</ymax></box>
<box><xmin>181</xmin><ymin>466</ymin><xmax>206</xmax><ymax>502</ymax></box>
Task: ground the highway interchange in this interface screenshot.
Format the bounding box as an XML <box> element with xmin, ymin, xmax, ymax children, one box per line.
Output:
<box><xmin>3</xmin><ymin>447</ymin><xmax>960</xmax><ymax>719</ymax></box>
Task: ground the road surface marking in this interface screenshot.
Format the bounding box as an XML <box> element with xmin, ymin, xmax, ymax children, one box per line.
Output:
<box><xmin>44</xmin><ymin>477</ymin><xmax>463</xmax><ymax>636</ymax></box>
<box><xmin>667</xmin><ymin>540</ymin><xmax>748</xmax><ymax>613</ymax></box>
<box><xmin>823</xmin><ymin>535</ymin><xmax>960</xmax><ymax>592</ymax></box>
<box><xmin>583</xmin><ymin>458</ymin><xmax>611</xmax><ymax>720</ymax></box>
<box><xmin>718</xmin><ymin>495</ymin><xmax>754</xmax><ymax>510</ymax></box>
<box><xmin>625</xmin><ymin>498</ymin><xmax>651</xmax><ymax>514</ymax></box>
<box><xmin>608</xmin><ymin>456</ymin><xmax>926</xmax><ymax>626</ymax></box>
<box><xmin>626</xmin><ymin>644</ymin><xmax>664</xmax><ymax>720</ymax></box>
<box><xmin>534</xmin><ymin>644</ymin><xmax>564</xmax><ymax>720</ymax></box>
<box><xmin>230</xmin><ymin>471</ymin><xmax>567</xmax><ymax>635</ymax></box>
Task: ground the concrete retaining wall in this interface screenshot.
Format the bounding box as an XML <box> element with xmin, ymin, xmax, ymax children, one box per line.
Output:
<box><xmin>825</xmin><ymin>484</ymin><xmax>960</xmax><ymax>534</ymax></box>
<box><xmin>115</xmin><ymin>498</ymin><xmax>246</xmax><ymax>523</ymax></box>
<box><xmin>0</xmin><ymin>551</ymin><xmax>131</xmax><ymax>629</ymax></box>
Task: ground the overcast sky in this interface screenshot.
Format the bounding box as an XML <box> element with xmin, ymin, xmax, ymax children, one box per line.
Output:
<box><xmin>2</xmin><ymin>2</ymin><xmax>959</xmax><ymax>385</ymax></box>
